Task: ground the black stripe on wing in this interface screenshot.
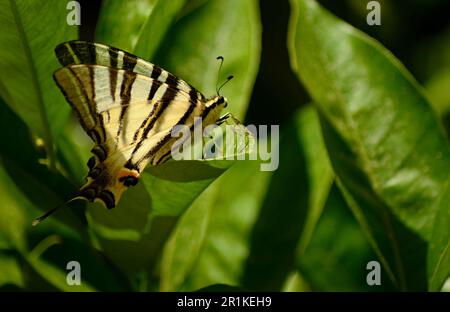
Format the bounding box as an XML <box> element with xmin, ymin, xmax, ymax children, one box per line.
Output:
<box><xmin>53</xmin><ymin>66</ymin><xmax>103</xmax><ymax>144</ymax></box>
<box><xmin>136</xmin><ymin>102</ymin><xmax>197</xmax><ymax>168</ymax></box>
<box><xmin>152</xmin><ymin>100</ymin><xmax>219</xmax><ymax>165</ymax></box>
<box><xmin>116</xmin><ymin>71</ymin><xmax>137</xmax><ymax>143</ymax></box>
<box><xmin>55</xmin><ymin>40</ymin><xmax>205</xmax><ymax>100</ymax></box>
<box><xmin>128</xmin><ymin>85</ymin><xmax>179</xmax><ymax>165</ymax></box>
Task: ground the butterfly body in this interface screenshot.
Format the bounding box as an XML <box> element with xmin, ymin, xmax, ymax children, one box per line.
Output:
<box><xmin>52</xmin><ymin>41</ymin><xmax>228</xmax><ymax>209</ymax></box>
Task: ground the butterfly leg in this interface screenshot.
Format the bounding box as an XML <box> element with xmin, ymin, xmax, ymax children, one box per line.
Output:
<box><xmin>216</xmin><ymin>113</ymin><xmax>231</xmax><ymax>125</ymax></box>
<box><xmin>216</xmin><ymin>113</ymin><xmax>243</xmax><ymax>126</ymax></box>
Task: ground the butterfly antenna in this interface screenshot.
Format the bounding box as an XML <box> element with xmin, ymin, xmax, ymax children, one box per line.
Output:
<box><xmin>216</xmin><ymin>56</ymin><xmax>224</xmax><ymax>95</ymax></box>
<box><xmin>216</xmin><ymin>56</ymin><xmax>234</xmax><ymax>96</ymax></box>
<box><xmin>32</xmin><ymin>195</ymin><xmax>83</xmax><ymax>226</ymax></box>
<box><xmin>217</xmin><ymin>75</ymin><xmax>234</xmax><ymax>95</ymax></box>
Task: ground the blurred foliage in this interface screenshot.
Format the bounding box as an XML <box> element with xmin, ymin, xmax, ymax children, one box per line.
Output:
<box><xmin>0</xmin><ymin>0</ymin><xmax>448</xmax><ymax>292</ymax></box>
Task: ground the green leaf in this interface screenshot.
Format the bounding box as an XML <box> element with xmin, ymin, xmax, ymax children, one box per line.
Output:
<box><xmin>0</xmin><ymin>98</ymin><xmax>126</xmax><ymax>291</ymax></box>
<box><xmin>29</xmin><ymin>233</ymin><xmax>129</xmax><ymax>291</ymax></box>
<box><xmin>85</xmin><ymin>161</ymin><xmax>228</xmax><ymax>278</ymax></box>
<box><xmin>0</xmin><ymin>99</ymin><xmax>87</xmax><ymax>233</ymax></box>
<box><xmin>415</xmin><ymin>26</ymin><xmax>450</xmax><ymax>117</ymax></box>
<box><xmin>0</xmin><ymin>251</ymin><xmax>24</xmax><ymax>290</ymax></box>
<box><xmin>196</xmin><ymin>284</ymin><xmax>243</xmax><ymax>292</ymax></box>
<box><xmin>169</xmin><ymin>160</ymin><xmax>271</xmax><ymax>291</ymax></box>
<box><xmin>239</xmin><ymin>110</ymin><xmax>329</xmax><ymax>291</ymax></box>
<box><xmin>295</xmin><ymin>106</ymin><xmax>333</xmax><ymax>255</ymax></box>
<box><xmin>56</xmin><ymin>119</ymin><xmax>92</xmax><ymax>185</ymax></box>
<box><xmin>158</xmin><ymin>0</ymin><xmax>262</xmax><ymax>291</ymax></box>
<box><xmin>297</xmin><ymin>185</ymin><xmax>393</xmax><ymax>291</ymax></box>
<box><xmin>159</xmin><ymin>183</ymin><xmax>217</xmax><ymax>291</ymax></box>
<box><xmin>281</xmin><ymin>271</ymin><xmax>309</xmax><ymax>292</ymax></box>
<box><xmin>96</xmin><ymin>0</ymin><xmax>187</xmax><ymax>60</ymax></box>
<box><xmin>0</xmin><ymin>166</ymin><xmax>82</xmax><ymax>291</ymax></box>
<box><xmin>275</xmin><ymin>106</ymin><xmax>333</xmax><ymax>292</ymax></box>
<box><xmin>0</xmin><ymin>165</ymin><xmax>29</xmax><ymax>252</ymax></box>
<box><xmin>289</xmin><ymin>0</ymin><xmax>450</xmax><ymax>290</ymax></box>
<box><xmin>25</xmin><ymin>255</ymin><xmax>96</xmax><ymax>292</ymax></box>
<box><xmin>0</xmin><ymin>0</ymin><xmax>77</xmax><ymax>168</ymax></box>
<box><xmin>428</xmin><ymin>181</ymin><xmax>450</xmax><ymax>291</ymax></box>
<box><xmin>86</xmin><ymin>0</ymin><xmax>261</xmax><ymax>284</ymax></box>
<box><xmin>85</xmin><ymin>122</ymin><xmax>255</xmax><ymax>281</ymax></box>
<box><xmin>155</xmin><ymin>0</ymin><xmax>261</xmax><ymax>119</ymax></box>
<box><xmin>162</xmin><ymin>106</ymin><xmax>332</xmax><ymax>291</ymax></box>
<box><xmin>425</xmin><ymin>69</ymin><xmax>450</xmax><ymax>118</ymax></box>
<box><xmin>0</xmin><ymin>151</ymin><xmax>126</xmax><ymax>291</ymax></box>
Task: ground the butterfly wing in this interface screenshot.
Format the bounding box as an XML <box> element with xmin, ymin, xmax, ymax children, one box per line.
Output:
<box><xmin>54</xmin><ymin>40</ymin><xmax>203</xmax><ymax>100</ymax></box>
<box><xmin>53</xmin><ymin>64</ymin><xmax>207</xmax><ymax>171</ymax></box>
<box><xmin>33</xmin><ymin>42</ymin><xmax>229</xmax><ymax>223</ymax></box>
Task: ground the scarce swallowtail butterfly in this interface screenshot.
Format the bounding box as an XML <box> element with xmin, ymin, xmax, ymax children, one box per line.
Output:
<box><xmin>33</xmin><ymin>40</ymin><xmax>234</xmax><ymax>226</ymax></box>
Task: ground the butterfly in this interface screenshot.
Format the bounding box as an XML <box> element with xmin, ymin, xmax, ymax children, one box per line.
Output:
<box><xmin>33</xmin><ymin>40</ymin><xmax>233</xmax><ymax>225</ymax></box>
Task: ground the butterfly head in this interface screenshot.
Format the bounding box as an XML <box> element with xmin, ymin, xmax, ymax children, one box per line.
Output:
<box><xmin>79</xmin><ymin>160</ymin><xmax>140</xmax><ymax>209</ymax></box>
<box><xmin>213</xmin><ymin>96</ymin><xmax>228</xmax><ymax>108</ymax></box>
<box><xmin>204</xmin><ymin>96</ymin><xmax>228</xmax><ymax>124</ymax></box>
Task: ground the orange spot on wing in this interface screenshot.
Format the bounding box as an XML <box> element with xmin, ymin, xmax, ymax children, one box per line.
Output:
<box><xmin>117</xmin><ymin>169</ymin><xmax>140</xmax><ymax>180</ymax></box>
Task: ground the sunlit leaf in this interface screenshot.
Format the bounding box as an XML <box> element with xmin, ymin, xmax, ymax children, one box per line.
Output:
<box><xmin>85</xmin><ymin>0</ymin><xmax>261</xmax><ymax>284</ymax></box>
<box><xmin>162</xmin><ymin>106</ymin><xmax>332</xmax><ymax>291</ymax></box>
<box><xmin>96</xmin><ymin>0</ymin><xmax>187</xmax><ymax>60</ymax></box>
<box><xmin>289</xmin><ymin>0</ymin><xmax>450</xmax><ymax>290</ymax></box>
<box><xmin>0</xmin><ymin>0</ymin><xmax>77</xmax><ymax>167</ymax></box>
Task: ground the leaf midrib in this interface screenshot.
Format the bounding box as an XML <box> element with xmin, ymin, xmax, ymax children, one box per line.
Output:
<box><xmin>9</xmin><ymin>0</ymin><xmax>55</xmax><ymax>169</ymax></box>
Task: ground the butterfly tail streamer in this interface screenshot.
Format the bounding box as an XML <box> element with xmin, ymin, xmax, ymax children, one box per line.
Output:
<box><xmin>32</xmin><ymin>196</ymin><xmax>86</xmax><ymax>226</ymax></box>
